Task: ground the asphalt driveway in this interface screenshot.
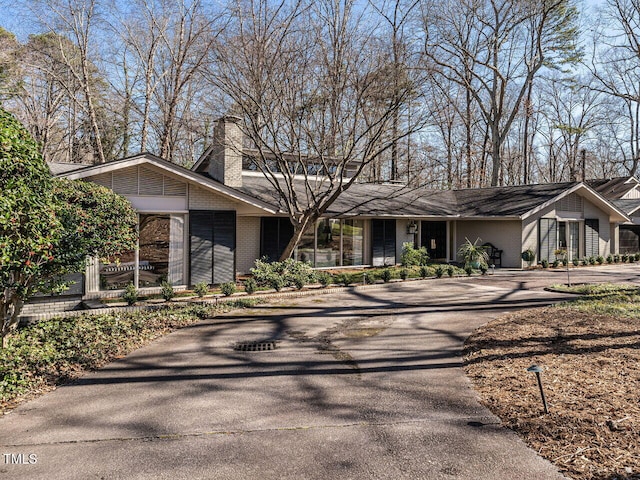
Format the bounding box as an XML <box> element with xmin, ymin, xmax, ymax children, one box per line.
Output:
<box><xmin>2</xmin><ymin>265</ymin><xmax>639</xmax><ymax>479</ymax></box>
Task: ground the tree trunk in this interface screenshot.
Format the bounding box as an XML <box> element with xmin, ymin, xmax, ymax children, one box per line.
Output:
<box><xmin>278</xmin><ymin>215</ymin><xmax>318</xmax><ymax>262</ymax></box>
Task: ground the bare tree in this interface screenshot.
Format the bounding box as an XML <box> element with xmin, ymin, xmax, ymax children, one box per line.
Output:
<box><xmin>588</xmin><ymin>0</ymin><xmax>640</xmax><ymax>176</ymax></box>
<box><xmin>206</xmin><ymin>0</ymin><xmax>427</xmax><ymax>260</ymax></box>
<box><xmin>423</xmin><ymin>0</ymin><xmax>581</xmax><ymax>186</ymax></box>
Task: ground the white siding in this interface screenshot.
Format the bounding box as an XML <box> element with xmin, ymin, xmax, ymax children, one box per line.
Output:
<box><xmin>188</xmin><ymin>185</ymin><xmax>238</xmax><ymax>210</ymax></box>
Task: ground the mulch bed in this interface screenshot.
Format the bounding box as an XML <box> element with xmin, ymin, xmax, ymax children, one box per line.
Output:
<box><xmin>464</xmin><ymin>307</ymin><xmax>640</xmax><ymax>480</ymax></box>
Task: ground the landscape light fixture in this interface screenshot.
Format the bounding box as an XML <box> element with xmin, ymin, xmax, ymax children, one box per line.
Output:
<box><xmin>527</xmin><ymin>365</ymin><xmax>549</xmax><ymax>414</ymax></box>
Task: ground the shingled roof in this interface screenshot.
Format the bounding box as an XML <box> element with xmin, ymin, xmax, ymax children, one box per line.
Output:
<box><xmin>586</xmin><ymin>177</ymin><xmax>639</xmax><ymax>200</ymax></box>
<box><xmin>235</xmin><ymin>175</ymin><xmax>595</xmax><ymax>219</ymax></box>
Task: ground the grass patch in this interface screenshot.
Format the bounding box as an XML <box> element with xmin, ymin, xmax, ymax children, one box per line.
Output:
<box><xmin>1</xmin><ymin>299</ymin><xmax>263</xmax><ymax>413</ymax></box>
<box><xmin>549</xmin><ymin>282</ymin><xmax>638</xmax><ymax>296</ymax></box>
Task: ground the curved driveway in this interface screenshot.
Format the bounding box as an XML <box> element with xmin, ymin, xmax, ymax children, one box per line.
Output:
<box><xmin>2</xmin><ymin>265</ymin><xmax>639</xmax><ymax>479</ymax></box>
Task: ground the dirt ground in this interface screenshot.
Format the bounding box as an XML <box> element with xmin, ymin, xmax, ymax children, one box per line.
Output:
<box><xmin>464</xmin><ymin>307</ymin><xmax>640</xmax><ymax>480</ymax></box>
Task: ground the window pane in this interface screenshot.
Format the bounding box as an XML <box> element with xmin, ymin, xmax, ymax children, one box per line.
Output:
<box><xmin>294</xmin><ymin>222</ymin><xmax>316</xmax><ymax>265</ymax></box>
<box><xmin>343</xmin><ymin>219</ymin><xmax>364</xmax><ymax>266</ymax></box>
<box><xmin>99</xmin><ymin>250</ymin><xmax>135</xmax><ymax>290</ymax></box>
<box><xmin>316</xmin><ymin>219</ymin><xmax>340</xmax><ymax>267</ymax></box>
<box><xmin>139</xmin><ymin>214</ymin><xmax>170</xmax><ymax>287</ymax></box>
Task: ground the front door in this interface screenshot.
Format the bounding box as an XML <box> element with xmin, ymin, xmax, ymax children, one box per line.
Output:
<box><xmin>421</xmin><ymin>221</ymin><xmax>447</xmax><ymax>259</ymax></box>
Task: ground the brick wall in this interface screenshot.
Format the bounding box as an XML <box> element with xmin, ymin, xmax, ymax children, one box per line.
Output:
<box><xmin>237</xmin><ymin>216</ymin><xmax>261</xmax><ymax>274</ymax></box>
<box><xmin>188</xmin><ymin>186</ymin><xmax>238</xmax><ymax>210</ymax></box>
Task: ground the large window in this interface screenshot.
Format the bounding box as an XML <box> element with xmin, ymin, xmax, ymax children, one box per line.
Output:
<box><xmin>99</xmin><ymin>214</ymin><xmax>182</xmax><ymax>291</ymax></box>
<box><xmin>316</xmin><ymin>219</ymin><xmax>341</xmax><ymax>267</ymax></box>
<box><xmin>138</xmin><ymin>214</ymin><xmax>170</xmax><ymax>287</ymax></box>
<box><xmin>343</xmin><ymin>219</ymin><xmax>364</xmax><ymax>266</ymax></box>
<box><xmin>274</xmin><ymin>218</ymin><xmax>364</xmax><ymax>267</ymax></box>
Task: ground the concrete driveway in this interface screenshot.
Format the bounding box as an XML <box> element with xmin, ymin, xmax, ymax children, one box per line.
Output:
<box><xmin>2</xmin><ymin>265</ymin><xmax>638</xmax><ymax>479</ymax></box>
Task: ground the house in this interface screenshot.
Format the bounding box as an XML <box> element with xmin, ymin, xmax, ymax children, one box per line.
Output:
<box><xmin>41</xmin><ymin>117</ymin><xmax>629</xmax><ymax>311</ymax></box>
<box><xmin>587</xmin><ymin>176</ymin><xmax>640</xmax><ymax>253</ymax></box>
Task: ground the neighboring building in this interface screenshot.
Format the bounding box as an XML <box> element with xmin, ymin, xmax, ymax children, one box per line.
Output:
<box><xmin>587</xmin><ymin>176</ymin><xmax>640</xmax><ymax>253</ymax></box>
<box><xmin>44</xmin><ymin>118</ymin><xmax>630</xmax><ymax>309</ymax></box>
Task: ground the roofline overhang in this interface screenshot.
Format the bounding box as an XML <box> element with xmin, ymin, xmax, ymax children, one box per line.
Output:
<box><xmin>56</xmin><ymin>153</ymin><xmax>279</xmax><ymax>214</ymax></box>
<box><xmin>520</xmin><ymin>183</ymin><xmax>630</xmax><ymax>223</ymax></box>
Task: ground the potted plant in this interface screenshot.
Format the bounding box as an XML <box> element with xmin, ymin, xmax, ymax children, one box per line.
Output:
<box><xmin>457</xmin><ymin>237</ymin><xmax>489</xmax><ymax>269</ymax></box>
<box><xmin>521</xmin><ymin>248</ymin><xmax>535</xmax><ymax>267</ymax></box>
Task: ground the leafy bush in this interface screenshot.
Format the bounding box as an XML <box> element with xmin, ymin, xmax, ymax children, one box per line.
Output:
<box><xmin>292</xmin><ymin>274</ymin><xmax>306</xmax><ymax>290</ymax></box>
<box><xmin>381</xmin><ymin>269</ymin><xmax>392</xmax><ymax>283</ymax></box>
<box><xmin>464</xmin><ymin>265</ymin><xmax>474</xmax><ymax>276</ymax></box>
<box><xmin>552</xmin><ymin>260</ymin><xmax>560</xmax><ymax>268</ymax></box>
<box><xmin>479</xmin><ymin>263</ymin><xmax>488</xmax><ymax>275</ymax></box>
<box><xmin>220</xmin><ymin>282</ymin><xmax>237</xmax><ymax>296</ymax></box>
<box><xmin>622</xmin><ymin>254</ymin><xmax>629</xmax><ymax>263</ymax></box>
<box><xmin>614</xmin><ymin>254</ymin><xmax>621</xmax><ymax>263</ymax></box>
<box><xmin>160</xmin><ymin>281</ymin><xmax>175</xmax><ymax>301</ymax></box>
<box><xmin>588</xmin><ymin>256</ymin><xmax>596</xmax><ymax>265</ymax></box>
<box><xmin>635</xmin><ymin>253</ymin><xmax>640</xmax><ymax>261</ymax></box>
<box><xmin>123</xmin><ymin>283</ymin><xmax>138</xmax><ymax>305</ymax></box>
<box><xmin>435</xmin><ymin>265</ymin><xmax>444</xmax><ymax>278</ymax></box>
<box><xmin>572</xmin><ymin>258</ymin><xmax>579</xmax><ymax>267</ymax></box>
<box><xmin>316</xmin><ymin>272</ymin><xmax>331</xmax><ymax>287</ymax></box>
<box><xmin>243</xmin><ymin>278</ymin><xmax>257</xmax><ymax>295</ymax></box>
<box><xmin>607</xmin><ymin>254</ymin><xmax>614</xmax><ymax>264</ymax></box>
<box><xmin>541</xmin><ymin>259</ymin><xmax>549</xmax><ymax>268</ymax></box>
<box><xmin>250</xmin><ymin>257</ymin><xmax>315</xmax><ymax>290</ymax></box>
<box><xmin>447</xmin><ymin>265</ymin><xmax>455</xmax><ymax>277</ymax></box>
<box><xmin>194</xmin><ymin>282</ymin><xmax>209</xmax><ymax>298</ymax></box>
<box><xmin>597</xmin><ymin>255</ymin><xmax>605</xmax><ymax>264</ymax></box>
<box><xmin>421</xmin><ymin>265</ymin><xmax>432</xmax><ymax>278</ymax></box>
<box><xmin>399</xmin><ymin>268</ymin><xmax>409</xmax><ymax>280</ymax></box>
<box><xmin>269</xmin><ymin>276</ymin><xmax>285</xmax><ymax>292</ymax></box>
<box><xmin>400</xmin><ymin>242</ymin><xmax>429</xmax><ymax>267</ymax></box>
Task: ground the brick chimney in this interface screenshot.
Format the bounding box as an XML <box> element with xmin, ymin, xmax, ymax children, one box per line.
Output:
<box><xmin>209</xmin><ymin>116</ymin><xmax>243</xmax><ymax>188</ymax></box>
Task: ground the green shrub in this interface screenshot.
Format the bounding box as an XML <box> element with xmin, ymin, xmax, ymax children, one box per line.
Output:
<box><xmin>194</xmin><ymin>282</ymin><xmax>209</xmax><ymax>298</ymax></box>
<box><xmin>479</xmin><ymin>263</ymin><xmax>488</xmax><ymax>275</ymax></box>
<box><xmin>244</xmin><ymin>278</ymin><xmax>257</xmax><ymax>295</ymax></box>
<box><xmin>541</xmin><ymin>259</ymin><xmax>549</xmax><ymax>268</ymax></box>
<box><xmin>588</xmin><ymin>256</ymin><xmax>596</xmax><ymax>265</ymax></box>
<box><xmin>122</xmin><ymin>283</ymin><xmax>138</xmax><ymax>305</ymax></box>
<box><xmin>269</xmin><ymin>276</ymin><xmax>284</xmax><ymax>292</ymax></box>
<box><xmin>381</xmin><ymin>269</ymin><xmax>392</xmax><ymax>283</ymax></box>
<box><xmin>399</xmin><ymin>268</ymin><xmax>409</xmax><ymax>280</ymax></box>
<box><xmin>400</xmin><ymin>242</ymin><xmax>429</xmax><ymax>267</ymax></box>
<box><xmin>250</xmin><ymin>257</ymin><xmax>315</xmax><ymax>289</ymax></box>
<box><xmin>464</xmin><ymin>265</ymin><xmax>474</xmax><ymax>276</ymax></box>
<box><xmin>614</xmin><ymin>254</ymin><xmax>621</xmax><ymax>263</ymax></box>
<box><xmin>607</xmin><ymin>254</ymin><xmax>614</xmax><ymax>264</ymax></box>
<box><xmin>316</xmin><ymin>272</ymin><xmax>331</xmax><ymax>287</ymax></box>
<box><xmin>597</xmin><ymin>255</ymin><xmax>605</xmax><ymax>264</ymax></box>
<box><xmin>447</xmin><ymin>265</ymin><xmax>455</xmax><ymax>277</ymax></box>
<box><xmin>572</xmin><ymin>258</ymin><xmax>579</xmax><ymax>267</ymax></box>
<box><xmin>421</xmin><ymin>265</ymin><xmax>431</xmax><ymax>278</ymax></box>
<box><xmin>434</xmin><ymin>265</ymin><xmax>444</xmax><ymax>278</ymax></box>
<box><xmin>292</xmin><ymin>274</ymin><xmax>306</xmax><ymax>290</ymax></box>
<box><xmin>220</xmin><ymin>282</ymin><xmax>237</xmax><ymax>296</ymax></box>
<box><xmin>552</xmin><ymin>260</ymin><xmax>560</xmax><ymax>268</ymax></box>
<box><xmin>622</xmin><ymin>254</ymin><xmax>629</xmax><ymax>263</ymax></box>
<box><xmin>160</xmin><ymin>281</ymin><xmax>175</xmax><ymax>301</ymax></box>
<box><xmin>635</xmin><ymin>253</ymin><xmax>640</xmax><ymax>261</ymax></box>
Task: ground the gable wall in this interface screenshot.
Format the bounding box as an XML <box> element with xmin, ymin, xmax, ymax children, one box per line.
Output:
<box><xmin>522</xmin><ymin>195</ymin><xmax>613</xmax><ymax>263</ymax></box>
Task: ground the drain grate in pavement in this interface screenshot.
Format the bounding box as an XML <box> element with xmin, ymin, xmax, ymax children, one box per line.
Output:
<box><xmin>233</xmin><ymin>341</ymin><xmax>278</xmax><ymax>352</ymax></box>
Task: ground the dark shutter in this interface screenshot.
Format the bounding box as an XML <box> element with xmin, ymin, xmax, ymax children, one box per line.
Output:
<box><xmin>190</xmin><ymin>210</ymin><xmax>236</xmax><ymax>285</ymax></box>
<box><xmin>421</xmin><ymin>221</ymin><xmax>447</xmax><ymax>259</ymax></box>
<box><xmin>372</xmin><ymin>219</ymin><xmax>396</xmax><ymax>266</ymax></box>
<box><xmin>585</xmin><ymin>219</ymin><xmax>599</xmax><ymax>257</ymax></box>
<box><xmin>539</xmin><ymin>218</ymin><xmax>557</xmax><ymax>263</ymax></box>
<box><xmin>383</xmin><ymin>220</ymin><xmax>396</xmax><ymax>265</ymax></box>
<box><xmin>190</xmin><ymin>211</ymin><xmax>214</xmax><ymax>285</ymax></box>
<box><xmin>260</xmin><ymin>217</ymin><xmax>294</xmax><ymax>261</ymax></box>
<box><xmin>213</xmin><ymin>211</ymin><xmax>236</xmax><ymax>284</ymax></box>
